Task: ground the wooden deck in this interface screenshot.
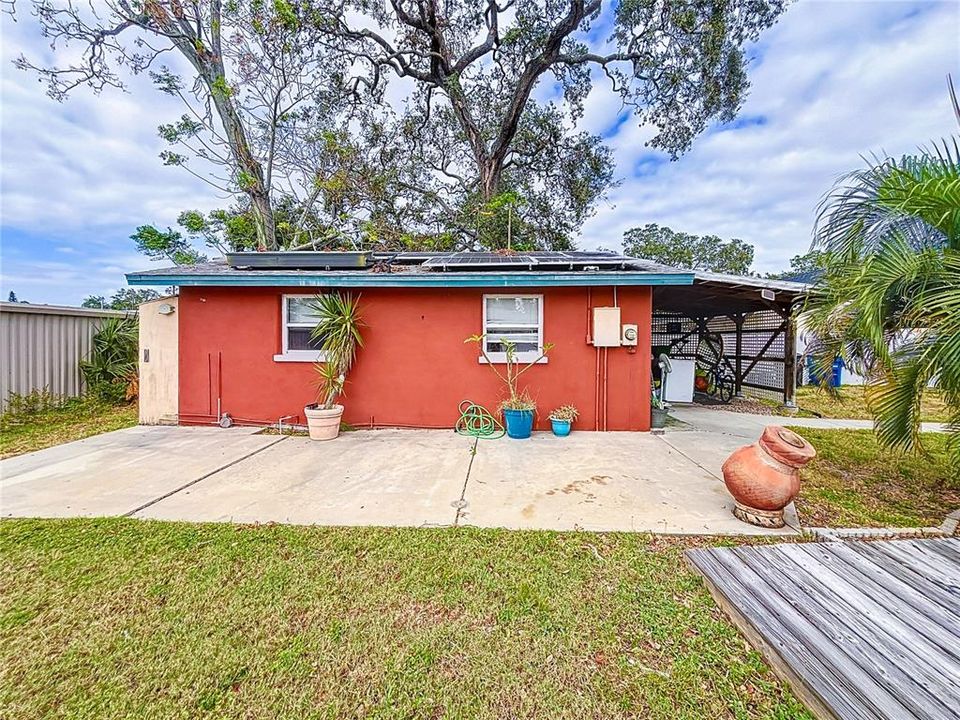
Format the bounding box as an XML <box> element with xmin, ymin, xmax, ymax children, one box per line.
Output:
<box><xmin>686</xmin><ymin>538</ymin><xmax>960</xmax><ymax>720</ymax></box>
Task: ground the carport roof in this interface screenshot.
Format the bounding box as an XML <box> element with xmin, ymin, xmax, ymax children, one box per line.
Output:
<box><xmin>656</xmin><ymin>271</ymin><xmax>809</xmax><ymax>316</ymax></box>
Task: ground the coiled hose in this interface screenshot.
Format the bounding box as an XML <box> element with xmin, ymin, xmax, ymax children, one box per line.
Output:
<box><xmin>455</xmin><ymin>400</ymin><xmax>505</xmax><ymax>439</ymax></box>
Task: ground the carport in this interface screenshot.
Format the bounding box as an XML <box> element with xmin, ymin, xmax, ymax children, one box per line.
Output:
<box><xmin>643</xmin><ymin>265</ymin><xmax>809</xmax><ymax>406</ymax></box>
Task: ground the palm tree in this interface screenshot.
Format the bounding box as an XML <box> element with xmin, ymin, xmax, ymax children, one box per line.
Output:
<box><xmin>804</xmin><ymin>139</ymin><xmax>960</xmax><ymax>473</ymax></box>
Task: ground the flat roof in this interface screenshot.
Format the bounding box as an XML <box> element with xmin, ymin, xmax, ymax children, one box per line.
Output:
<box><xmin>125</xmin><ymin>253</ymin><xmax>810</xmax><ymax>312</ymax></box>
<box><xmin>126</xmin><ymin>256</ymin><xmax>696</xmax><ymax>288</ymax></box>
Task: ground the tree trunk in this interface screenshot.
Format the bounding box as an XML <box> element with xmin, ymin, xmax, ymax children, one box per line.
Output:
<box><xmin>164</xmin><ymin>10</ymin><xmax>278</xmax><ymax>251</ymax></box>
<box><xmin>207</xmin><ymin>83</ymin><xmax>276</xmax><ymax>250</ymax></box>
<box><xmin>479</xmin><ymin>160</ymin><xmax>502</xmax><ymax>203</ymax></box>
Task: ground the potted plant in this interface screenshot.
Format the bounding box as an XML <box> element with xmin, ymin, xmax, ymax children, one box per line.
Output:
<box><xmin>467</xmin><ymin>335</ymin><xmax>552</xmax><ymax>439</ymax></box>
<box><xmin>651</xmin><ymin>392</ymin><xmax>670</xmax><ymax>429</ymax></box>
<box><xmin>304</xmin><ymin>293</ymin><xmax>364</xmax><ymax>441</ymax></box>
<box><xmin>548</xmin><ymin>405</ymin><xmax>578</xmax><ymax>437</ymax></box>
<box><xmin>499</xmin><ymin>390</ymin><xmax>537</xmax><ymax>439</ymax></box>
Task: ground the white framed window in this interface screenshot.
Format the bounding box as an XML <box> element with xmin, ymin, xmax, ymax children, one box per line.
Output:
<box><xmin>274</xmin><ymin>295</ymin><xmax>328</xmax><ymax>362</ymax></box>
<box><xmin>480</xmin><ymin>294</ymin><xmax>547</xmax><ymax>364</ymax></box>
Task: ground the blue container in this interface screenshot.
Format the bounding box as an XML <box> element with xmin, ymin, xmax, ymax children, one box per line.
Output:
<box><xmin>503</xmin><ymin>408</ymin><xmax>534</xmax><ymax>439</ymax></box>
<box><xmin>550</xmin><ymin>418</ymin><xmax>572</xmax><ymax>437</ymax></box>
<box><xmin>806</xmin><ymin>356</ymin><xmax>843</xmax><ymax>388</ymax></box>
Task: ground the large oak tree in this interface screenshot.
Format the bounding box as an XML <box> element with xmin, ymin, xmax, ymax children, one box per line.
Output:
<box><xmin>17</xmin><ymin>0</ymin><xmax>788</xmax><ymax>251</ymax></box>
<box><xmin>322</xmin><ymin>0</ymin><xmax>788</xmax><ymax>248</ymax></box>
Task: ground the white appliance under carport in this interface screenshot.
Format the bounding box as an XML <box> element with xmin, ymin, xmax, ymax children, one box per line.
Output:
<box><xmin>663</xmin><ymin>358</ymin><xmax>696</xmax><ymax>404</ymax></box>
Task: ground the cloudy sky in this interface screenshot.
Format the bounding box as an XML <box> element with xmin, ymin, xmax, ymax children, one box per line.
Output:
<box><xmin>1</xmin><ymin>0</ymin><xmax>958</xmax><ymax>305</ymax></box>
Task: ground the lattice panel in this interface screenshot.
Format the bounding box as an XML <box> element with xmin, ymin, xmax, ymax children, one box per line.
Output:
<box><xmin>652</xmin><ymin>308</ymin><xmax>790</xmax><ymax>401</ymax></box>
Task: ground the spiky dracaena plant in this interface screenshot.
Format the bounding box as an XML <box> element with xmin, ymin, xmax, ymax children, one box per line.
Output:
<box><xmin>309</xmin><ymin>293</ymin><xmax>364</xmax><ymax>410</ymax></box>
<box><xmin>804</xmin><ymin>139</ymin><xmax>960</xmax><ymax>475</ymax></box>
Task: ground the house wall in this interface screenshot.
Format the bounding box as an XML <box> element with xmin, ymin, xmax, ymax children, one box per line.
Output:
<box><xmin>177</xmin><ymin>285</ymin><xmax>653</xmax><ymax>431</ymax></box>
<box><xmin>138</xmin><ymin>296</ymin><xmax>179</xmax><ymax>424</ymax></box>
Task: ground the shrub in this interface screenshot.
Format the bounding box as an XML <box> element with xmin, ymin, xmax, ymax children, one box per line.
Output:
<box><xmin>80</xmin><ymin>317</ymin><xmax>139</xmax><ymax>404</ymax></box>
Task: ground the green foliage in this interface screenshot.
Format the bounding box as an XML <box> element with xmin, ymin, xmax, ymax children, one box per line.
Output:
<box><xmin>790</xmin><ymin>427</ymin><xmax>958</xmax><ymax>527</ymax></box>
<box><xmin>157</xmin><ymin>115</ymin><xmax>204</xmax><ymax>144</ymax></box>
<box><xmin>804</xmin><ymin>139</ymin><xmax>960</xmax><ymax>473</ymax></box>
<box><xmin>320</xmin><ymin>0</ymin><xmax>781</xmax><ymax>250</ymax></box>
<box><xmin>131</xmin><ymin>225</ymin><xmax>206</xmax><ymax>265</ymax></box>
<box><xmin>766</xmin><ymin>250</ymin><xmax>831</xmax><ymax>280</ymax></box>
<box><xmin>22</xmin><ymin>0</ymin><xmax>784</xmax><ymax>254</ymax></box>
<box><xmin>622</xmin><ymin>224</ymin><xmax>755</xmax><ymax>274</ymax></box>
<box><xmin>82</xmin><ymin>289</ymin><xmax>161</xmax><ymax>310</ymax></box>
<box><xmin>1</xmin><ymin>388</ymin><xmax>69</xmax><ymax>421</ymax></box>
<box><xmin>147</xmin><ymin>194</ymin><xmax>359</xmax><ymax>258</ymax></box>
<box><xmin>79</xmin><ymin>317</ymin><xmax>139</xmax><ymax>404</ymax></box>
<box><xmin>308</xmin><ymin>293</ymin><xmax>364</xmax><ymax>409</ymax></box>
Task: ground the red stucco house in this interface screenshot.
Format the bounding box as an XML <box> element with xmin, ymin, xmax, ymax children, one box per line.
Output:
<box><xmin>128</xmin><ymin>251</ymin><xmax>806</xmax><ymax>432</ymax></box>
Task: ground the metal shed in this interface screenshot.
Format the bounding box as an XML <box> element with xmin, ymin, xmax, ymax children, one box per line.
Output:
<box><xmin>0</xmin><ymin>302</ymin><xmax>134</xmax><ymax>411</ymax></box>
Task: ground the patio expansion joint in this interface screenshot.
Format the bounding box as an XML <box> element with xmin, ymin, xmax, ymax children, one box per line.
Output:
<box><xmin>453</xmin><ymin>437</ymin><xmax>479</xmax><ymax>526</ymax></box>
<box><xmin>654</xmin><ymin>433</ymin><xmax>723</xmax><ymax>482</ymax></box>
<box><xmin>122</xmin><ymin>435</ymin><xmax>289</xmax><ymax>518</ymax></box>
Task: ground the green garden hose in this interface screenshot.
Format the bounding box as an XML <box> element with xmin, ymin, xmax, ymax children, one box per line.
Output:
<box><xmin>455</xmin><ymin>400</ymin><xmax>505</xmax><ymax>439</ymax></box>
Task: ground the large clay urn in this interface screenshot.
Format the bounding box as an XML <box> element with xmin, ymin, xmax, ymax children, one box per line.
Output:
<box><xmin>722</xmin><ymin>426</ymin><xmax>816</xmax><ymax>528</ymax></box>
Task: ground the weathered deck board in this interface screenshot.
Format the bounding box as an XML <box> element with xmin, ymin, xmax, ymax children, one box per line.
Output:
<box><xmin>686</xmin><ymin>538</ymin><xmax>960</xmax><ymax>720</ymax></box>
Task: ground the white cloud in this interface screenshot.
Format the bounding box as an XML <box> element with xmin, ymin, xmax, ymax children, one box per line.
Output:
<box><xmin>0</xmin><ymin>19</ymin><xmax>222</xmax><ymax>234</ymax></box>
<box><xmin>579</xmin><ymin>0</ymin><xmax>959</xmax><ymax>272</ymax></box>
<box><xmin>1</xmin><ymin>0</ymin><xmax>957</xmax><ymax>306</ymax></box>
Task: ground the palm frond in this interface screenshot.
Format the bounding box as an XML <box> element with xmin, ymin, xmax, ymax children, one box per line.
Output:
<box><xmin>806</xmin><ymin>142</ymin><xmax>960</xmax><ymax>473</ymax></box>
<box><xmin>814</xmin><ymin>142</ymin><xmax>960</xmax><ymax>256</ymax></box>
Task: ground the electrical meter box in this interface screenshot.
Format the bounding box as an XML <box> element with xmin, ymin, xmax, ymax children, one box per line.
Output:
<box><xmin>592</xmin><ymin>307</ymin><xmax>621</xmax><ymax>347</ymax></box>
<box><xmin>621</xmin><ymin>323</ymin><xmax>639</xmax><ymax>346</ymax></box>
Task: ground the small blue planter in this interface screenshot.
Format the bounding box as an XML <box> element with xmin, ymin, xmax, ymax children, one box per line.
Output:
<box><xmin>550</xmin><ymin>418</ymin><xmax>572</xmax><ymax>437</ymax></box>
<box><xmin>503</xmin><ymin>408</ymin><xmax>534</xmax><ymax>439</ymax></box>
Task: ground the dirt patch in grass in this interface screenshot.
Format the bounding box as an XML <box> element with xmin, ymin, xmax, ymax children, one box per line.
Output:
<box><xmin>0</xmin><ymin>397</ymin><xmax>137</xmax><ymax>459</ymax></box>
<box><xmin>0</xmin><ymin>519</ymin><xmax>810</xmax><ymax>720</ymax></box>
<box><xmin>789</xmin><ymin>427</ymin><xmax>959</xmax><ymax>528</ymax></box>
<box><xmin>695</xmin><ymin>396</ymin><xmax>817</xmax><ymax>417</ymax></box>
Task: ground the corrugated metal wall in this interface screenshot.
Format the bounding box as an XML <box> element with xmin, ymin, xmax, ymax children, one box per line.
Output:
<box><xmin>0</xmin><ymin>302</ymin><xmax>134</xmax><ymax>411</ymax></box>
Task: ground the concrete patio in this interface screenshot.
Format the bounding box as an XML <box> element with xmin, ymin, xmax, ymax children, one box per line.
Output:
<box><xmin>1</xmin><ymin>413</ymin><xmax>803</xmax><ymax>535</ymax></box>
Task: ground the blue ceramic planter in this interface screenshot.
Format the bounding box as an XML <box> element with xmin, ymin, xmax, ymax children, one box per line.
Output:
<box><xmin>550</xmin><ymin>418</ymin><xmax>572</xmax><ymax>437</ymax></box>
<box><xmin>503</xmin><ymin>408</ymin><xmax>534</xmax><ymax>439</ymax></box>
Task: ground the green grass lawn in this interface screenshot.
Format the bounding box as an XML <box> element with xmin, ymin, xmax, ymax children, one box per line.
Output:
<box><xmin>0</xmin><ymin>397</ymin><xmax>137</xmax><ymax>459</ymax></box>
<box><xmin>0</xmin><ymin>519</ymin><xmax>809</xmax><ymax>720</ymax></box>
<box><xmin>789</xmin><ymin>427</ymin><xmax>959</xmax><ymax>528</ymax></box>
<box><xmin>794</xmin><ymin>385</ymin><xmax>951</xmax><ymax>422</ymax></box>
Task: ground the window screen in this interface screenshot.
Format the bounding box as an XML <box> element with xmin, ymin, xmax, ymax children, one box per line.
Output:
<box><xmin>284</xmin><ymin>296</ymin><xmax>324</xmax><ymax>353</ymax></box>
<box><xmin>483</xmin><ymin>295</ymin><xmax>542</xmax><ymax>357</ymax></box>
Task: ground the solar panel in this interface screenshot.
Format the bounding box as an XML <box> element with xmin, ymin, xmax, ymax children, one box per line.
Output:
<box><xmin>421</xmin><ymin>253</ymin><xmax>541</xmax><ymax>269</ymax></box>
<box><xmin>420</xmin><ymin>251</ymin><xmax>640</xmax><ymax>271</ymax></box>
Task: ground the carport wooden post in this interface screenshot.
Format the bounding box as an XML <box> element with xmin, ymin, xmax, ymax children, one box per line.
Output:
<box><xmin>783</xmin><ymin>309</ymin><xmax>797</xmax><ymax>408</ymax></box>
<box><xmin>733</xmin><ymin>314</ymin><xmax>744</xmax><ymax>397</ymax></box>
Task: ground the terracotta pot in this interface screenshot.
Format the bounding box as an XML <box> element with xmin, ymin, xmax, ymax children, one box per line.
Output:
<box><xmin>721</xmin><ymin>426</ymin><xmax>816</xmax><ymax>528</ymax></box>
<box><xmin>304</xmin><ymin>404</ymin><xmax>344</xmax><ymax>441</ymax></box>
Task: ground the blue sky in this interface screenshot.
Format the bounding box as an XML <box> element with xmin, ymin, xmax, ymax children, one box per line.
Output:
<box><xmin>1</xmin><ymin>0</ymin><xmax>958</xmax><ymax>305</ymax></box>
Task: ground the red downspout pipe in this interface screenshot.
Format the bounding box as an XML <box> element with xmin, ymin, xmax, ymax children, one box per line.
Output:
<box><xmin>603</xmin><ymin>347</ymin><xmax>609</xmax><ymax>431</ymax></box>
<box><xmin>595</xmin><ymin>348</ymin><xmax>601</xmax><ymax>431</ymax></box>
